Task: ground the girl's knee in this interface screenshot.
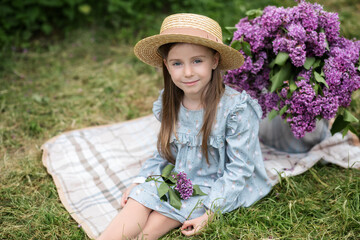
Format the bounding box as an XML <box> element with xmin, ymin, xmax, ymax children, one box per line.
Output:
<box><xmin>98</xmin><ymin>199</ymin><xmax>152</xmax><ymax>240</ymax></box>
<box><xmin>139</xmin><ymin>211</ymin><xmax>181</xmax><ymax>239</ymax></box>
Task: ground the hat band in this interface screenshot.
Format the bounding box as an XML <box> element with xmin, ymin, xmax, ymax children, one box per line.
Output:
<box><xmin>160</xmin><ymin>27</ymin><xmax>222</xmax><ymax>43</ymax></box>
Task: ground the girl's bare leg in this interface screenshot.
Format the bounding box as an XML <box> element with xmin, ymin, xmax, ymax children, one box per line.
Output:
<box><xmin>98</xmin><ymin>198</ymin><xmax>152</xmax><ymax>240</ymax></box>
<box><xmin>137</xmin><ymin>211</ymin><xmax>182</xmax><ymax>240</ymax></box>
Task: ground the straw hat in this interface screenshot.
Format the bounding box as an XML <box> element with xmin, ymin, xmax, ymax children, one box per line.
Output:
<box><xmin>134</xmin><ymin>13</ymin><xmax>244</xmax><ymax>71</ymax></box>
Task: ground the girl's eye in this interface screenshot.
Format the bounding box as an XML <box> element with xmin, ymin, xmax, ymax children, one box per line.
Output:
<box><xmin>194</xmin><ymin>59</ymin><xmax>202</xmax><ymax>64</ymax></box>
<box><xmin>172</xmin><ymin>62</ymin><xmax>182</xmax><ymax>66</ymax></box>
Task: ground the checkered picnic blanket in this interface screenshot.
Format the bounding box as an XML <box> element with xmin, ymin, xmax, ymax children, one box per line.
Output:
<box><xmin>41</xmin><ymin>115</ymin><xmax>360</xmax><ymax>239</ymax></box>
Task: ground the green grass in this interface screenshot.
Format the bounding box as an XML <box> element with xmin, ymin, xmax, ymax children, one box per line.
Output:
<box><xmin>163</xmin><ymin>164</ymin><xmax>360</xmax><ymax>239</ymax></box>
<box><xmin>0</xmin><ymin>29</ymin><xmax>163</xmax><ymax>240</ymax></box>
<box><xmin>1</xmin><ymin>1</ymin><xmax>360</xmax><ymax>239</ymax></box>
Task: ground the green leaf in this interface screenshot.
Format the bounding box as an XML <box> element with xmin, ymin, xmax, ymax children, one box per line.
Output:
<box><xmin>157</xmin><ymin>182</ymin><xmax>169</xmax><ymax>199</ymax></box>
<box><xmin>348</xmin><ymin>125</ymin><xmax>358</xmax><ymax>135</ymax></box>
<box><xmin>241</xmin><ymin>41</ymin><xmax>252</xmax><ymax>57</ymax></box>
<box><xmin>164</xmin><ymin>172</ymin><xmax>176</xmax><ymax>186</ymax></box>
<box><xmin>268</xmin><ymin>109</ymin><xmax>278</xmax><ymax>121</ymax></box>
<box><xmin>330</xmin><ymin>115</ymin><xmax>347</xmax><ymax>135</ymax></box>
<box><xmin>245</xmin><ymin>9</ymin><xmax>263</xmax><ymax>20</ymax></box>
<box><xmin>279</xmin><ymin>105</ymin><xmax>288</xmax><ymax>116</ymax></box>
<box><xmin>224</xmin><ymin>27</ymin><xmax>237</xmax><ymax>45</ymax></box>
<box><xmin>304</xmin><ymin>57</ymin><xmax>315</xmax><ymax>70</ymax></box>
<box><xmin>320</xmin><ymin>68</ymin><xmax>325</xmax><ymax>77</ymax></box>
<box><xmin>225</xmin><ymin>27</ymin><xmax>237</xmax><ymax>34</ymax></box>
<box><xmin>313</xmin><ymin>71</ymin><xmax>329</xmax><ymax>88</ymax></box>
<box><xmin>332</xmin><ymin>111</ymin><xmax>359</xmax><ymax>137</ymax></box>
<box><xmin>297</xmin><ymin>76</ymin><xmax>305</xmax><ymax>80</ymax></box>
<box><xmin>314</xmin><ymin>82</ymin><xmax>319</xmax><ymax>95</ymax></box>
<box><xmin>269</xmin><ymin>59</ymin><xmax>276</xmax><ymax>69</ymax></box>
<box><xmin>168</xmin><ymin>188</ymin><xmax>182</xmax><ymax>210</ymax></box>
<box><xmin>270</xmin><ymin>62</ymin><xmax>292</xmax><ymax>92</ymax></box>
<box><xmin>192</xmin><ymin>185</ymin><xmax>207</xmax><ymax>196</ymax></box>
<box><xmin>274</xmin><ymin>52</ymin><xmax>289</xmax><ymax>66</ymax></box>
<box><xmin>343</xmin><ymin>109</ymin><xmax>359</xmax><ymax>123</ymax></box>
<box><xmin>161</xmin><ymin>164</ymin><xmax>175</xmax><ymax>178</ymax></box>
<box><xmin>160</xmin><ymin>194</ymin><xmax>168</xmax><ymax>202</ymax></box>
<box><xmin>312</xmin><ymin>59</ymin><xmax>321</xmax><ymax>69</ymax></box>
<box><xmin>230</xmin><ymin>40</ymin><xmax>242</xmax><ymax>51</ymax></box>
<box><xmin>289</xmin><ymin>79</ymin><xmax>297</xmax><ymax>94</ymax></box>
<box><xmin>166</xmin><ymin>173</ymin><xmax>177</xmax><ymax>184</ymax></box>
<box><xmin>224</xmin><ymin>27</ymin><xmax>237</xmax><ymax>35</ymax></box>
<box><xmin>325</xmin><ymin>37</ymin><xmax>330</xmax><ymax>51</ymax></box>
<box><xmin>342</xmin><ymin>126</ymin><xmax>349</xmax><ymax>138</ymax></box>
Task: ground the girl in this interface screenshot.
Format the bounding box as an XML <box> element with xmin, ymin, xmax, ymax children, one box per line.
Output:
<box><xmin>98</xmin><ymin>13</ymin><xmax>272</xmax><ymax>240</ymax></box>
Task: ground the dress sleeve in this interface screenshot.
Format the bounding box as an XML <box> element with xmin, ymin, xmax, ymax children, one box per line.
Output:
<box><xmin>133</xmin><ymin>151</ymin><xmax>170</xmax><ymax>184</ymax></box>
<box><xmin>203</xmin><ymin>99</ymin><xmax>266</xmax><ymax>212</ymax></box>
<box><xmin>133</xmin><ymin>89</ymin><xmax>167</xmax><ymax>184</ymax></box>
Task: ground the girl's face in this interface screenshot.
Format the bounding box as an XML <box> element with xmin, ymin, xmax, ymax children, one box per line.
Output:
<box><xmin>164</xmin><ymin>43</ymin><xmax>219</xmax><ymax>102</ymax></box>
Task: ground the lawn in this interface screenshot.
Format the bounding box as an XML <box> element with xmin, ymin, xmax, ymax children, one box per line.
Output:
<box><xmin>1</xmin><ymin>0</ymin><xmax>360</xmax><ymax>239</ymax></box>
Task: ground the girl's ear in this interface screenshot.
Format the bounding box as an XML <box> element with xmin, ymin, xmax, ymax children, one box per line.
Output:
<box><xmin>212</xmin><ymin>52</ymin><xmax>220</xmax><ymax>69</ymax></box>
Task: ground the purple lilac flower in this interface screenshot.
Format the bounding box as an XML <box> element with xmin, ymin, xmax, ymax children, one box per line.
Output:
<box><xmin>174</xmin><ymin>172</ymin><xmax>193</xmax><ymax>200</ymax></box>
<box><xmin>319</xmin><ymin>11</ymin><xmax>340</xmax><ymax>44</ymax></box>
<box><xmin>273</xmin><ymin>37</ymin><xmax>297</xmax><ymax>54</ymax></box>
<box><xmin>234</xmin><ymin>18</ymin><xmax>268</xmax><ymax>53</ymax></box>
<box><xmin>314</xmin><ymin>32</ymin><xmax>327</xmax><ymax>56</ymax></box>
<box><xmin>287</xmin><ymin>23</ymin><xmax>306</xmax><ymax>42</ymax></box>
<box><xmin>289</xmin><ymin>44</ymin><xmax>306</xmax><ymax>67</ymax></box>
<box><xmin>292</xmin><ymin>2</ymin><xmax>320</xmax><ymax>31</ymax></box>
<box><xmin>261</xmin><ymin>6</ymin><xmax>290</xmax><ymax>35</ymax></box>
<box><xmin>223</xmin><ymin>1</ymin><xmax>360</xmax><ymax>138</ymax></box>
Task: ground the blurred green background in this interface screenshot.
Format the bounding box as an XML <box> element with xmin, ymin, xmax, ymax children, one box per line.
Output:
<box><xmin>1</xmin><ymin>0</ymin><xmax>359</xmax><ymax>49</ymax></box>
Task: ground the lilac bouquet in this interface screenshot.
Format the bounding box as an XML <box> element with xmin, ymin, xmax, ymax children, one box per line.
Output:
<box><xmin>146</xmin><ymin>165</ymin><xmax>206</xmax><ymax>210</ymax></box>
<box><xmin>223</xmin><ymin>0</ymin><xmax>360</xmax><ymax>138</ymax></box>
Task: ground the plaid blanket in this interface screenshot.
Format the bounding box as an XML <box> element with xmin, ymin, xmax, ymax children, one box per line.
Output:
<box><xmin>41</xmin><ymin>115</ymin><xmax>360</xmax><ymax>239</ymax></box>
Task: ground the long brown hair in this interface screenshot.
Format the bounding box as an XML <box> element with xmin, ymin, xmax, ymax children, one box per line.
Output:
<box><xmin>157</xmin><ymin>43</ymin><xmax>225</xmax><ymax>164</ymax></box>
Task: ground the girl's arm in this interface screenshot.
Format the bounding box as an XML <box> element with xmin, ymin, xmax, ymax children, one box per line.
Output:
<box><xmin>133</xmin><ymin>151</ymin><xmax>169</xmax><ymax>184</ymax></box>
<box><xmin>202</xmin><ymin>101</ymin><xmax>271</xmax><ymax>212</ymax></box>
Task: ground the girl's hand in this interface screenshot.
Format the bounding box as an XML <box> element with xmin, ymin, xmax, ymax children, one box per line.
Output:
<box><xmin>180</xmin><ymin>211</ymin><xmax>213</xmax><ymax>236</ymax></box>
<box><xmin>120</xmin><ymin>183</ymin><xmax>139</xmax><ymax>208</ymax></box>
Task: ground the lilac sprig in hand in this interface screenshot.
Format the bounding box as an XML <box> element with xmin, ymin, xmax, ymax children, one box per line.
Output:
<box><xmin>146</xmin><ymin>165</ymin><xmax>206</xmax><ymax>210</ymax></box>
<box><xmin>174</xmin><ymin>172</ymin><xmax>193</xmax><ymax>200</ymax></box>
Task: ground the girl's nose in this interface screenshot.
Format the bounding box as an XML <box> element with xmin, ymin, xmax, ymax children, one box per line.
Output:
<box><xmin>184</xmin><ymin>64</ymin><xmax>194</xmax><ymax>78</ymax></box>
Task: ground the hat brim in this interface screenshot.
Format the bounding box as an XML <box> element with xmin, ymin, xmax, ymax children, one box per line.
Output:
<box><xmin>134</xmin><ymin>34</ymin><xmax>244</xmax><ymax>71</ymax></box>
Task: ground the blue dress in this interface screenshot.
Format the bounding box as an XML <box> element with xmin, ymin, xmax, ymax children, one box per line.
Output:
<box><xmin>128</xmin><ymin>85</ymin><xmax>272</xmax><ymax>223</ymax></box>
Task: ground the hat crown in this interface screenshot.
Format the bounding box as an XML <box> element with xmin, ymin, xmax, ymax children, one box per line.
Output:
<box><xmin>160</xmin><ymin>13</ymin><xmax>223</xmax><ymax>42</ymax></box>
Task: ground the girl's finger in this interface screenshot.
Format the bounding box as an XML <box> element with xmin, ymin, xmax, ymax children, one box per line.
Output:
<box><xmin>180</xmin><ymin>220</ymin><xmax>193</xmax><ymax>230</ymax></box>
<box><xmin>181</xmin><ymin>221</ymin><xmax>196</xmax><ymax>236</ymax></box>
<box><xmin>120</xmin><ymin>193</ymin><xmax>128</xmax><ymax>208</ymax></box>
<box><xmin>181</xmin><ymin>227</ymin><xmax>196</xmax><ymax>236</ymax></box>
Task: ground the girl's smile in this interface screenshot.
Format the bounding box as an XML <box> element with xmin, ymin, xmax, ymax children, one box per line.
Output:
<box><xmin>182</xmin><ymin>80</ymin><xmax>199</xmax><ymax>86</ymax></box>
<box><xmin>164</xmin><ymin>43</ymin><xmax>219</xmax><ymax>108</ymax></box>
